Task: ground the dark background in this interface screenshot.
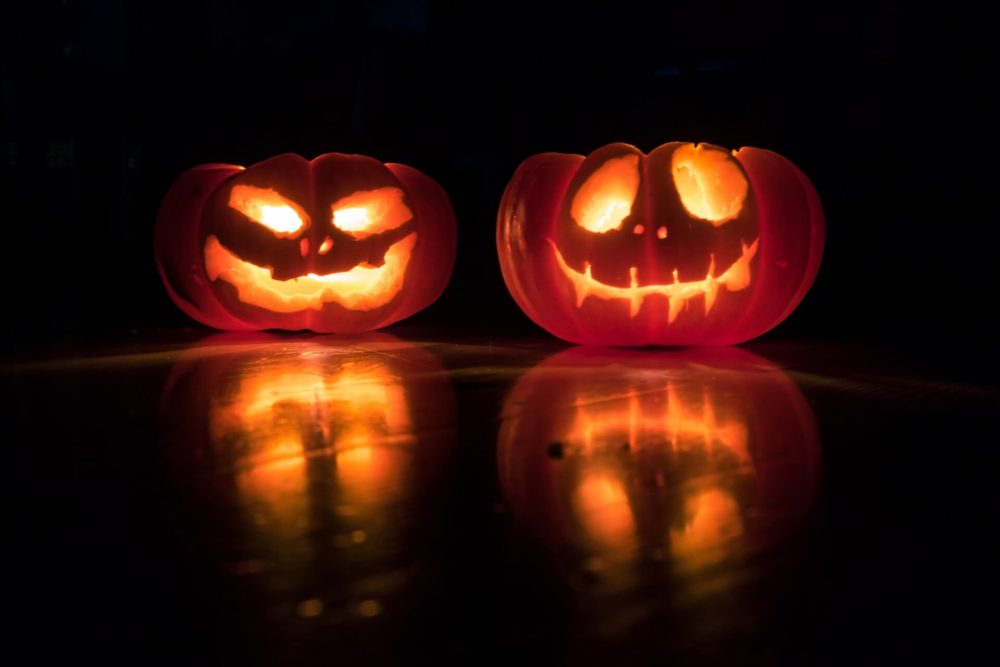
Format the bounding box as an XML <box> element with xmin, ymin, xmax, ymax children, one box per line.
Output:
<box><xmin>2</xmin><ymin>0</ymin><xmax>995</xmax><ymax>351</ymax></box>
<box><xmin>4</xmin><ymin>2</ymin><xmax>999</xmax><ymax>664</ymax></box>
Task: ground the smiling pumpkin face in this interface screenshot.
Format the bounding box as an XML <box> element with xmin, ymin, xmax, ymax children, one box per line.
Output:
<box><xmin>554</xmin><ymin>143</ymin><xmax>760</xmax><ymax>324</ymax></box>
<box><xmin>156</xmin><ymin>153</ymin><xmax>456</xmax><ymax>333</ymax></box>
<box><xmin>497</xmin><ymin>141</ymin><xmax>824</xmax><ymax>346</ymax></box>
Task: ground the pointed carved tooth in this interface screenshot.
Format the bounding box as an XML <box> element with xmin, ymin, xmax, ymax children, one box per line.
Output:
<box><xmin>629</xmin><ymin>267</ymin><xmax>641</xmax><ymax>318</ymax></box>
<box><xmin>668</xmin><ymin>295</ymin><xmax>684</xmax><ymax>323</ymax></box>
<box><xmin>723</xmin><ymin>252</ymin><xmax>751</xmax><ymax>291</ymax></box>
<box><xmin>719</xmin><ymin>238</ymin><xmax>759</xmax><ymax>292</ymax></box>
<box><xmin>704</xmin><ymin>281</ymin><xmax>719</xmax><ymax>315</ymax></box>
<box><xmin>707</xmin><ymin>253</ymin><xmax>716</xmax><ymax>280</ymax></box>
<box><xmin>672</xmin><ymin>268</ymin><xmax>680</xmax><ymax>284</ymax></box>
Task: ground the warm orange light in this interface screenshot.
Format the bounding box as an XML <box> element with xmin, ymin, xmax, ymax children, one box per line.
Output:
<box><xmin>559</xmin><ymin>374</ymin><xmax>754</xmax><ymax>569</ymax></box>
<box><xmin>229</xmin><ymin>184</ymin><xmax>308</xmax><ymax>236</ymax></box>
<box><xmin>551</xmin><ymin>237</ymin><xmax>758</xmax><ymax>321</ymax></box>
<box><xmin>566</xmin><ymin>380</ymin><xmax>750</xmax><ymax>462</ymax></box>
<box><xmin>671</xmin><ymin>144</ymin><xmax>748</xmax><ymax>225</ymax></box>
<box><xmin>574</xmin><ymin>470</ymin><xmax>636</xmax><ymax>554</ymax></box>
<box><xmin>570</xmin><ymin>155</ymin><xmax>640</xmax><ymax>233</ymax></box>
<box><xmin>331</xmin><ymin>187</ymin><xmax>412</xmax><ymax>239</ymax></box>
<box><xmin>208</xmin><ymin>355</ymin><xmax>416</xmax><ymax>528</ymax></box>
<box><xmin>670</xmin><ymin>488</ymin><xmax>743</xmax><ymax>566</ymax></box>
<box><xmin>204</xmin><ymin>232</ymin><xmax>416</xmax><ymax>312</ymax></box>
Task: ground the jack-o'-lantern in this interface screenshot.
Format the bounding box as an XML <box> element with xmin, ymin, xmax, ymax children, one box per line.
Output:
<box><xmin>159</xmin><ymin>335</ymin><xmax>456</xmax><ymax>619</ymax></box>
<box><xmin>497</xmin><ymin>142</ymin><xmax>824</xmax><ymax>345</ymax></box>
<box><xmin>156</xmin><ymin>153</ymin><xmax>457</xmax><ymax>333</ymax></box>
<box><xmin>498</xmin><ymin>347</ymin><xmax>820</xmax><ymax>605</ymax></box>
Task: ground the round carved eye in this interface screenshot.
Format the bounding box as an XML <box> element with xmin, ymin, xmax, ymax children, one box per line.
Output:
<box><xmin>671</xmin><ymin>144</ymin><xmax>748</xmax><ymax>225</ymax></box>
<box><xmin>571</xmin><ymin>154</ymin><xmax>640</xmax><ymax>233</ymax></box>
<box><xmin>229</xmin><ymin>184</ymin><xmax>308</xmax><ymax>237</ymax></box>
<box><xmin>331</xmin><ymin>187</ymin><xmax>412</xmax><ymax>240</ymax></box>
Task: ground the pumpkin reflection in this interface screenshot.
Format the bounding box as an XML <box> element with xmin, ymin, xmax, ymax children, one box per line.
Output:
<box><xmin>498</xmin><ymin>347</ymin><xmax>820</xmax><ymax>586</ymax></box>
<box><xmin>161</xmin><ymin>334</ymin><xmax>455</xmax><ymax>615</ymax></box>
<box><xmin>210</xmin><ymin>356</ymin><xmax>413</xmax><ymax>519</ymax></box>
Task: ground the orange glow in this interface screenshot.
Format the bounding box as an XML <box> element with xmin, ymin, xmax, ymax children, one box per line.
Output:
<box><xmin>550</xmin><ymin>237</ymin><xmax>759</xmax><ymax>321</ymax></box>
<box><xmin>571</xmin><ymin>155</ymin><xmax>640</xmax><ymax>233</ymax></box>
<box><xmin>567</xmin><ymin>381</ymin><xmax>749</xmax><ymax>463</ymax></box>
<box><xmin>671</xmin><ymin>144</ymin><xmax>748</xmax><ymax>225</ymax></box>
<box><xmin>560</xmin><ymin>374</ymin><xmax>752</xmax><ymax>569</ymax></box>
<box><xmin>331</xmin><ymin>187</ymin><xmax>412</xmax><ymax>239</ymax></box>
<box><xmin>204</xmin><ymin>232</ymin><xmax>416</xmax><ymax>312</ymax></box>
<box><xmin>229</xmin><ymin>184</ymin><xmax>308</xmax><ymax>236</ymax></box>
<box><xmin>208</xmin><ymin>355</ymin><xmax>415</xmax><ymax>530</ymax></box>
<box><xmin>670</xmin><ymin>489</ymin><xmax>744</xmax><ymax>565</ymax></box>
<box><xmin>334</xmin><ymin>444</ymin><xmax>407</xmax><ymax>508</ymax></box>
<box><xmin>498</xmin><ymin>347</ymin><xmax>822</xmax><ymax>596</ymax></box>
<box><xmin>574</xmin><ymin>470</ymin><xmax>636</xmax><ymax>552</ymax></box>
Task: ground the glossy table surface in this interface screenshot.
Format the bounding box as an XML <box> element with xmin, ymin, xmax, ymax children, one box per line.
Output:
<box><xmin>4</xmin><ymin>333</ymin><xmax>997</xmax><ymax>663</ymax></box>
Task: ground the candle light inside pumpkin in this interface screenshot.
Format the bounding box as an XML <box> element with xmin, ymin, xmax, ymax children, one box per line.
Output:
<box><xmin>156</xmin><ymin>152</ymin><xmax>456</xmax><ymax>333</ymax></box>
<box><xmin>497</xmin><ymin>140</ymin><xmax>824</xmax><ymax>345</ymax></box>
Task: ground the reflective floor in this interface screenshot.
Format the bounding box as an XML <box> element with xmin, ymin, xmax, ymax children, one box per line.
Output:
<box><xmin>4</xmin><ymin>334</ymin><xmax>997</xmax><ymax>663</ymax></box>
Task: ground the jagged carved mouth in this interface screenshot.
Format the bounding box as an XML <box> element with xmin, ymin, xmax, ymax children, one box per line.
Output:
<box><xmin>204</xmin><ymin>233</ymin><xmax>416</xmax><ymax>313</ymax></box>
<box><xmin>550</xmin><ymin>238</ymin><xmax>759</xmax><ymax>322</ymax></box>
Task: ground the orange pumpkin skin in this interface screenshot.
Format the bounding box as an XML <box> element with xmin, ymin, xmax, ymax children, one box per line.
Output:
<box><xmin>497</xmin><ymin>142</ymin><xmax>824</xmax><ymax>346</ymax></box>
<box><xmin>156</xmin><ymin>153</ymin><xmax>457</xmax><ymax>333</ymax></box>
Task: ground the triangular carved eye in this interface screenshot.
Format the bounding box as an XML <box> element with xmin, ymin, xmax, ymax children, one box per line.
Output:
<box><xmin>331</xmin><ymin>187</ymin><xmax>412</xmax><ymax>240</ymax></box>
<box><xmin>229</xmin><ymin>184</ymin><xmax>309</xmax><ymax>237</ymax></box>
<box><xmin>671</xmin><ymin>144</ymin><xmax>747</xmax><ymax>225</ymax></box>
<box><xmin>571</xmin><ymin>155</ymin><xmax>640</xmax><ymax>233</ymax></box>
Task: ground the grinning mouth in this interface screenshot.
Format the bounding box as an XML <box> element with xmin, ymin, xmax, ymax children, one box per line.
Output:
<box><xmin>550</xmin><ymin>238</ymin><xmax>759</xmax><ymax>322</ymax></box>
<box><xmin>204</xmin><ymin>233</ymin><xmax>416</xmax><ymax>313</ymax></box>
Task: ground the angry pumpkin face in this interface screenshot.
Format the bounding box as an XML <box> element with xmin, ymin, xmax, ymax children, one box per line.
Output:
<box><xmin>156</xmin><ymin>152</ymin><xmax>456</xmax><ymax>333</ymax></box>
<box><xmin>497</xmin><ymin>141</ymin><xmax>824</xmax><ymax>346</ymax></box>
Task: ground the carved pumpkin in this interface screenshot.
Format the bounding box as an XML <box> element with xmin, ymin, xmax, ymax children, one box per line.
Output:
<box><xmin>497</xmin><ymin>142</ymin><xmax>824</xmax><ymax>345</ymax></box>
<box><xmin>156</xmin><ymin>153</ymin><xmax>457</xmax><ymax>333</ymax></box>
<box><xmin>498</xmin><ymin>347</ymin><xmax>820</xmax><ymax>585</ymax></box>
<box><xmin>160</xmin><ymin>334</ymin><xmax>456</xmax><ymax>612</ymax></box>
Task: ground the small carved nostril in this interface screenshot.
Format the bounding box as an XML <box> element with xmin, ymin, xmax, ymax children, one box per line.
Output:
<box><xmin>318</xmin><ymin>236</ymin><xmax>333</xmax><ymax>255</ymax></box>
<box><xmin>633</xmin><ymin>224</ymin><xmax>645</xmax><ymax>235</ymax></box>
<box><xmin>657</xmin><ymin>226</ymin><xmax>668</xmax><ymax>240</ymax></box>
<box><xmin>299</xmin><ymin>238</ymin><xmax>310</xmax><ymax>257</ymax></box>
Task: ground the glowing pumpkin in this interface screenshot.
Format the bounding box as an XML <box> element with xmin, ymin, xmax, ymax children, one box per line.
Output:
<box><xmin>498</xmin><ymin>347</ymin><xmax>820</xmax><ymax>582</ymax></box>
<box><xmin>156</xmin><ymin>153</ymin><xmax>457</xmax><ymax>333</ymax></box>
<box><xmin>160</xmin><ymin>334</ymin><xmax>456</xmax><ymax>611</ymax></box>
<box><xmin>497</xmin><ymin>142</ymin><xmax>824</xmax><ymax>345</ymax></box>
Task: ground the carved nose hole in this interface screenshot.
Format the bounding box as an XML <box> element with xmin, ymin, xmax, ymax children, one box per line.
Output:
<box><xmin>633</xmin><ymin>224</ymin><xmax>645</xmax><ymax>235</ymax></box>
<box><xmin>657</xmin><ymin>226</ymin><xmax>668</xmax><ymax>240</ymax></box>
<box><xmin>299</xmin><ymin>238</ymin><xmax>310</xmax><ymax>256</ymax></box>
<box><xmin>318</xmin><ymin>236</ymin><xmax>333</xmax><ymax>255</ymax></box>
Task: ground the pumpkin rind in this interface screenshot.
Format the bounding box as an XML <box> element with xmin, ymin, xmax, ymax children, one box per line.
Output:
<box><xmin>497</xmin><ymin>142</ymin><xmax>824</xmax><ymax>346</ymax></box>
<box><xmin>156</xmin><ymin>153</ymin><xmax>457</xmax><ymax>333</ymax></box>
